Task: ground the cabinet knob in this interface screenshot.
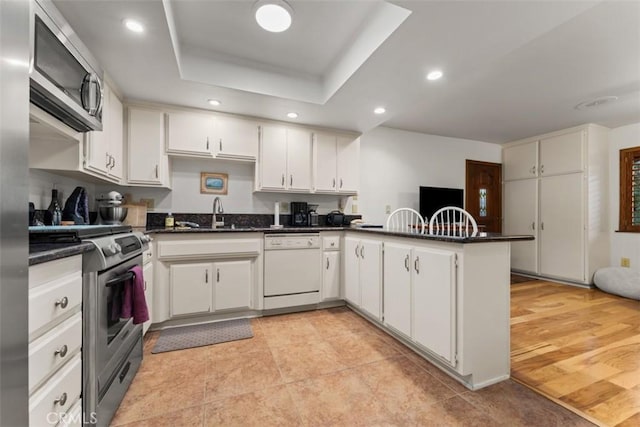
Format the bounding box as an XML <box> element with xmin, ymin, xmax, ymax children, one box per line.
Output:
<box><xmin>54</xmin><ymin>344</ymin><xmax>68</xmax><ymax>358</ymax></box>
<box><xmin>55</xmin><ymin>296</ymin><xmax>69</xmax><ymax>309</ymax></box>
<box><xmin>53</xmin><ymin>392</ymin><xmax>67</xmax><ymax>407</ymax></box>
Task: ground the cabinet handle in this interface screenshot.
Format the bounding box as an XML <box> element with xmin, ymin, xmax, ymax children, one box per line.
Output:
<box><xmin>217</xmin><ymin>268</ymin><xmax>220</xmax><ymax>282</ymax></box>
<box><xmin>206</xmin><ymin>137</ymin><xmax>210</xmax><ymax>150</ymax></box>
<box><xmin>541</xmin><ymin>222</ymin><xmax>544</xmax><ymax>230</ymax></box>
<box><xmin>54</xmin><ymin>392</ymin><xmax>67</xmax><ymax>407</ymax></box>
<box><xmin>205</xmin><ymin>270</ymin><xmax>208</xmax><ymax>283</ymax></box>
<box><xmin>414</xmin><ymin>257</ymin><xmax>420</xmax><ymax>274</ymax></box>
<box><xmin>332</xmin><ymin>178</ymin><xmax>336</xmax><ymax>188</ymax></box>
<box><xmin>360</xmin><ymin>245</ymin><xmax>364</xmax><ymax>259</ymax></box>
<box><xmin>54</xmin><ymin>345</ymin><xmax>68</xmax><ymax>358</ymax></box>
<box><xmin>281</xmin><ymin>174</ymin><xmax>285</xmax><ymax>186</ymax></box>
<box><xmin>219</xmin><ymin>138</ymin><xmax>222</xmax><ymax>151</ymax></box>
<box><xmin>531</xmin><ymin>165</ymin><xmax>536</xmax><ymax>175</ymax></box>
<box><xmin>355</xmin><ymin>245</ymin><xmax>359</xmax><ymax>258</ymax></box>
<box><xmin>110</xmin><ymin>155</ymin><xmax>115</xmax><ymax>170</ymax></box>
<box><xmin>144</xmin><ymin>280</ymin><xmax>147</xmax><ymax>291</ymax></box>
<box><xmin>404</xmin><ymin>254</ymin><xmax>409</xmax><ymax>271</ymax></box>
<box><xmin>532</xmin><ymin>222</ymin><xmax>535</xmax><ymax>230</ymax></box>
<box><xmin>326</xmin><ymin>257</ymin><xmax>330</xmax><ymax>269</ymax></box>
<box><xmin>55</xmin><ymin>297</ymin><xmax>69</xmax><ymax>309</ymax></box>
<box><xmin>340</xmin><ymin>178</ymin><xmax>343</xmax><ymax>189</ymax></box>
<box><xmin>106</xmin><ymin>152</ymin><xmax>110</xmax><ymax>168</ymax></box>
<box><xmin>155</xmin><ymin>164</ymin><xmax>159</xmax><ymax>178</ymax></box>
<box><xmin>290</xmin><ymin>175</ymin><xmax>293</xmax><ymax>186</ymax></box>
<box><xmin>540</xmin><ymin>165</ymin><xmax>544</xmax><ymax>174</ymax></box>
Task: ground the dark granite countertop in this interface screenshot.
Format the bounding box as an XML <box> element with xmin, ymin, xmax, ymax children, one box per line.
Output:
<box><xmin>146</xmin><ymin>226</ymin><xmax>534</xmax><ymax>243</ymax></box>
<box><xmin>29</xmin><ymin>242</ymin><xmax>96</xmax><ymax>266</ymax></box>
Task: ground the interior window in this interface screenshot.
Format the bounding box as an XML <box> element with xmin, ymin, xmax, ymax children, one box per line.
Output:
<box><xmin>619</xmin><ymin>146</ymin><xmax>640</xmax><ymax>232</ymax></box>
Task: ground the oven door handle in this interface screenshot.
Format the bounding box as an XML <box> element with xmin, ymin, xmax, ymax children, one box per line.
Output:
<box><xmin>105</xmin><ymin>271</ymin><xmax>135</xmax><ymax>287</ymax></box>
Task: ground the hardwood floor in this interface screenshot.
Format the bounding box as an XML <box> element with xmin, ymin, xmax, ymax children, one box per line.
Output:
<box><xmin>511</xmin><ymin>280</ymin><xmax>640</xmax><ymax>427</ymax></box>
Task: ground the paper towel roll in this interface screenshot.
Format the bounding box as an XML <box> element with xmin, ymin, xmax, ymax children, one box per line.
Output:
<box><xmin>274</xmin><ymin>202</ymin><xmax>280</xmax><ymax>226</ymax></box>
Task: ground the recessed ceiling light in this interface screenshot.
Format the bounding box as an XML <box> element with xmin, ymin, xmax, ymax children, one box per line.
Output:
<box><xmin>287</xmin><ymin>112</ymin><xmax>298</xmax><ymax>119</ymax></box>
<box><xmin>575</xmin><ymin>96</ymin><xmax>618</xmax><ymax>110</ymax></box>
<box><xmin>208</xmin><ymin>99</ymin><xmax>221</xmax><ymax>106</ymax></box>
<box><xmin>374</xmin><ymin>107</ymin><xmax>386</xmax><ymax>115</ymax></box>
<box><xmin>254</xmin><ymin>0</ymin><xmax>293</xmax><ymax>33</ymax></box>
<box><xmin>123</xmin><ymin>19</ymin><xmax>144</xmax><ymax>33</ymax></box>
<box><xmin>426</xmin><ymin>70</ymin><xmax>443</xmax><ymax>81</ymax></box>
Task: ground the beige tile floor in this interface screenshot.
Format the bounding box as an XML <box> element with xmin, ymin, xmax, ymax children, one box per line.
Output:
<box><xmin>111</xmin><ymin>307</ymin><xmax>594</xmax><ymax>426</ymax></box>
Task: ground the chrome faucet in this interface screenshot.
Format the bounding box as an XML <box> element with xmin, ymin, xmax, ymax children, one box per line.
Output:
<box><xmin>212</xmin><ymin>197</ymin><xmax>224</xmax><ymax>228</ymax></box>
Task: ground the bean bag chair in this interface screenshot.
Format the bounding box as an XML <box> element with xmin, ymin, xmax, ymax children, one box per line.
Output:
<box><xmin>593</xmin><ymin>267</ymin><xmax>640</xmax><ymax>300</ymax></box>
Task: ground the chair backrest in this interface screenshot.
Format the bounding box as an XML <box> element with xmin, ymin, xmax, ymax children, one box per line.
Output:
<box><xmin>428</xmin><ymin>206</ymin><xmax>478</xmax><ymax>237</ymax></box>
<box><xmin>386</xmin><ymin>208</ymin><xmax>425</xmax><ymax>234</ymax></box>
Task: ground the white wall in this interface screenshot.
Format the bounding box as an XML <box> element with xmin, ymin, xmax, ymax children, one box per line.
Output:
<box><xmin>609</xmin><ymin>122</ymin><xmax>640</xmax><ymax>272</ymax></box>
<box><xmin>29</xmin><ymin>169</ymin><xmax>97</xmax><ymax>210</ymax></box>
<box><xmin>358</xmin><ymin>126</ymin><xmax>502</xmax><ymax>224</ymax></box>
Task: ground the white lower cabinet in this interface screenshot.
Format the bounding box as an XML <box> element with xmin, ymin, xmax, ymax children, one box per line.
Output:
<box><xmin>343</xmin><ymin>237</ymin><xmax>382</xmax><ymax>320</ymax></box>
<box><xmin>383</xmin><ymin>242</ymin><xmax>457</xmax><ymax>364</ymax></box>
<box><xmin>322</xmin><ymin>251</ymin><xmax>340</xmax><ymax>300</ymax></box>
<box><xmin>142</xmin><ymin>261</ymin><xmax>154</xmax><ymax>335</ymax></box>
<box><xmin>213</xmin><ymin>260</ymin><xmax>252</xmax><ymax>311</ymax></box>
<box><xmin>170</xmin><ymin>263</ymin><xmax>212</xmax><ymax>317</ymax></box>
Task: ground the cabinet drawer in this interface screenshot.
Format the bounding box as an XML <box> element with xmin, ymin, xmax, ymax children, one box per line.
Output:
<box><xmin>322</xmin><ymin>236</ymin><xmax>340</xmax><ymax>250</ymax></box>
<box><xmin>29</xmin><ymin>353</ymin><xmax>81</xmax><ymax>427</ymax></box>
<box><xmin>57</xmin><ymin>399</ymin><xmax>82</xmax><ymax>427</ymax></box>
<box><xmin>29</xmin><ymin>312</ymin><xmax>82</xmax><ymax>394</ymax></box>
<box><xmin>29</xmin><ymin>256</ymin><xmax>81</xmax><ymax>289</ymax></box>
<box><xmin>29</xmin><ymin>271</ymin><xmax>82</xmax><ymax>337</ymax></box>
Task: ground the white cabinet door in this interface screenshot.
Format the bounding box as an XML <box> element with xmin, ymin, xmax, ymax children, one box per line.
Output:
<box><xmin>344</xmin><ymin>237</ymin><xmax>360</xmax><ymax>306</ymax></box>
<box><xmin>322</xmin><ymin>251</ymin><xmax>340</xmax><ymax>300</ymax></box>
<box><xmin>260</xmin><ymin>124</ymin><xmax>287</xmax><ymax>189</ymax></box>
<box><xmin>166</xmin><ymin>112</ymin><xmax>214</xmax><ymax>156</ymax></box>
<box><xmin>213</xmin><ymin>260</ymin><xmax>252</xmax><ymax>311</ymax></box>
<box><xmin>412</xmin><ymin>248</ymin><xmax>456</xmax><ymax>364</ymax></box>
<box><xmin>504</xmin><ymin>179</ymin><xmax>538</xmax><ymax>273</ymax></box>
<box><xmin>108</xmin><ymin>91</ymin><xmax>124</xmax><ymax>180</ymax></box>
<box><xmin>540</xmin><ymin>173</ymin><xmax>585</xmax><ymax>281</ymax></box>
<box><xmin>540</xmin><ymin>131</ymin><xmax>584</xmax><ymax>176</ymax></box>
<box><xmin>286</xmin><ymin>127</ymin><xmax>312</xmax><ymax>191</ymax></box>
<box><xmin>383</xmin><ymin>242</ymin><xmax>412</xmax><ymax>337</ymax></box>
<box><xmin>142</xmin><ymin>262</ymin><xmax>153</xmax><ymax>335</ymax></box>
<box><xmin>127</xmin><ymin>108</ymin><xmax>165</xmax><ymax>184</ymax></box>
<box><xmin>170</xmin><ymin>263</ymin><xmax>211</xmax><ymax>317</ymax></box>
<box><xmin>216</xmin><ymin>115</ymin><xmax>258</xmax><ymax>160</ymax></box>
<box><xmin>359</xmin><ymin>239</ymin><xmax>382</xmax><ymax>320</ymax></box>
<box><xmin>503</xmin><ymin>140</ymin><xmax>538</xmax><ymax>181</ymax></box>
<box><xmin>337</xmin><ymin>136</ymin><xmax>359</xmax><ymax>193</ymax></box>
<box><xmin>314</xmin><ymin>133</ymin><xmax>337</xmax><ymax>192</ymax></box>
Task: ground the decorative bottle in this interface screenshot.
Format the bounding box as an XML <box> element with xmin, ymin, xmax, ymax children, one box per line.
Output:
<box><xmin>165</xmin><ymin>212</ymin><xmax>174</xmax><ymax>228</ymax></box>
<box><xmin>44</xmin><ymin>189</ymin><xmax>62</xmax><ymax>226</ymax></box>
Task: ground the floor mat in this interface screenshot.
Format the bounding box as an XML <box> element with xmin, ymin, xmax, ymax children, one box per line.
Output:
<box><xmin>152</xmin><ymin>318</ymin><xmax>253</xmax><ymax>354</ymax></box>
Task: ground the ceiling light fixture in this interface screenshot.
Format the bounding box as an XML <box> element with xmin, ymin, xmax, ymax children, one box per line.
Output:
<box><xmin>208</xmin><ymin>99</ymin><xmax>221</xmax><ymax>106</ymax></box>
<box><xmin>426</xmin><ymin>70</ymin><xmax>443</xmax><ymax>81</ymax></box>
<box><xmin>123</xmin><ymin>19</ymin><xmax>144</xmax><ymax>33</ymax></box>
<box><xmin>374</xmin><ymin>107</ymin><xmax>386</xmax><ymax>115</ymax></box>
<box><xmin>287</xmin><ymin>112</ymin><xmax>298</xmax><ymax>119</ymax></box>
<box><xmin>254</xmin><ymin>0</ymin><xmax>293</xmax><ymax>33</ymax></box>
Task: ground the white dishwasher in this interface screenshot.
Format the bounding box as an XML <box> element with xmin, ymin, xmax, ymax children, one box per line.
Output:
<box><xmin>264</xmin><ymin>234</ymin><xmax>322</xmax><ymax>310</ymax></box>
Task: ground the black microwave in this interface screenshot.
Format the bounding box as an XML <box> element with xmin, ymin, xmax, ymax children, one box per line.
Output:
<box><xmin>30</xmin><ymin>0</ymin><xmax>104</xmax><ymax>132</ymax></box>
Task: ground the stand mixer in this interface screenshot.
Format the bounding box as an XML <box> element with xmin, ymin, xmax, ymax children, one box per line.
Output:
<box><xmin>96</xmin><ymin>191</ymin><xmax>128</xmax><ymax>225</ymax></box>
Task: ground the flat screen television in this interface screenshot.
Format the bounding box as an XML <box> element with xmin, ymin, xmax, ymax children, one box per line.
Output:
<box><xmin>419</xmin><ymin>186</ymin><xmax>464</xmax><ymax>219</ymax></box>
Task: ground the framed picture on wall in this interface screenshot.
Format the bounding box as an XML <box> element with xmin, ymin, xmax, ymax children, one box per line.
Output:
<box><xmin>200</xmin><ymin>172</ymin><xmax>228</xmax><ymax>195</ymax></box>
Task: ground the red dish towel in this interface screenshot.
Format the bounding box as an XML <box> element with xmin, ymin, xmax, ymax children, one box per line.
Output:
<box><xmin>121</xmin><ymin>265</ymin><xmax>149</xmax><ymax>324</ymax></box>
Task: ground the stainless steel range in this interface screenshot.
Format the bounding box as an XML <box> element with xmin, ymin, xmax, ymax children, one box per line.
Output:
<box><xmin>30</xmin><ymin>225</ymin><xmax>150</xmax><ymax>426</ymax></box>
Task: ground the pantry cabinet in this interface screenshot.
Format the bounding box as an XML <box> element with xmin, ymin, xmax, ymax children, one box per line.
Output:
<box><xmin>257</xmin><ymin>124</ymin><xmax>312</xmax><ymax>192</ymax></box>
<box><xmin>126</xmin><ymin>107</ymin><xmax>170</xmax><ymax>187</ymax></box>
<box><xmin>502</xmin><ymin>124</ymin><xmax>609</xmax><ymax>284</ymax></box>
<box><xmin>313</xmin><ymin>133</ymin><xmax>360</xmax><ymax>194</ymax></box>
<box><xmin>215</xmin><ymin>115</ymin><xmax>259</xmax><ymax>160</ymax></box>
<box><xmin>343</xmin><ymin>237</ymin><xmax>382</xmax><ymax>320</ymax></box>
<box><xmin>166</xmin><ymin>111</ymin><xmax>214</xmax><ymax>157</ymax></box>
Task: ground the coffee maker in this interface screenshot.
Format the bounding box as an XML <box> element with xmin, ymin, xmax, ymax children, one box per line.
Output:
<box><xmin>290</xmin><ymin>202</ymin><xmax>309</xmax><ymax>226</ymax></box>
<box><xmin>307</xmin><ymin>204</ymin><xmax>319</xmax><ymax>227</ymax></box>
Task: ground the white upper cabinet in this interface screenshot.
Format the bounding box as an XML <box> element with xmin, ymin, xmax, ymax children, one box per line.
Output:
<box><xmin>127</xmin><ymin>107</ymin><xmax>170</xmax><ymax>187</ymax></box>
<box><xmin>313</xmin><ymin>133</ymin><xmax>360</xmax><ymax>194</ymax></box>
<box><xmin>166</xmin><ymin>112</ymin><xmax>214</xmax><ymax>157</ymax></box>
<box><xmin>314</xmin><ymin>133</ymin><xmax>338</xmax><ymax>192</ymax></box>
<box><xmin>257</xmin><ymin>124</ymin><xmax>312</xmax><ymax>192</ymax></box>
<box><xmin>337</xmin><ymin>136</ymin><xmax>359</xmax><ymax>193</ymax></box>
<box><xmin>84</xmin><ymin>84</ymin><xmax>123</xmax><ymax>181</ymax></box>
<box><xmin>503</xmin><ymin>140</ymin><xmax>538</xmax><ymax>181</ymax></box>
<box><xmin>539</xmin><ymin>130</ymin><xmax>584</xmax><ymax>176</ymax></box>
<box><xmin>215</xmin><ymin>115</ymin><xmax>258</xmax><ymax>161</ymax></box>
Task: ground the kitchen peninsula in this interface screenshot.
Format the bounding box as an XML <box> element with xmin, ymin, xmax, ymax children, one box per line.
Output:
<box><xmin>148</xmin><ymin>224</ymin><xmax>532</xmax><ymax>390</ymax></box>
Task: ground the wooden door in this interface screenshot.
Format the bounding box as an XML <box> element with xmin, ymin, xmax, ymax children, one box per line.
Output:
<box><xmin>465</xmin><ymin>160</ymin><xmax>502</xmax><ymax>233</ymax></box>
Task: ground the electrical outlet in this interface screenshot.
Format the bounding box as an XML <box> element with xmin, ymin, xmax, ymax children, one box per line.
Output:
<box><xmin>279</xmin><ymin>202</ymin><xmax>289</xmax><ymax>213</ymax></box>
<box><xmin>621</xmin><ymin>257</ymin><xmax>631</xmax><ymax>268</ymax></box>
<box><xmin>385</xmin><ymin>205</ymin><xmax>391</xmax><ymax>214</ymax></box>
